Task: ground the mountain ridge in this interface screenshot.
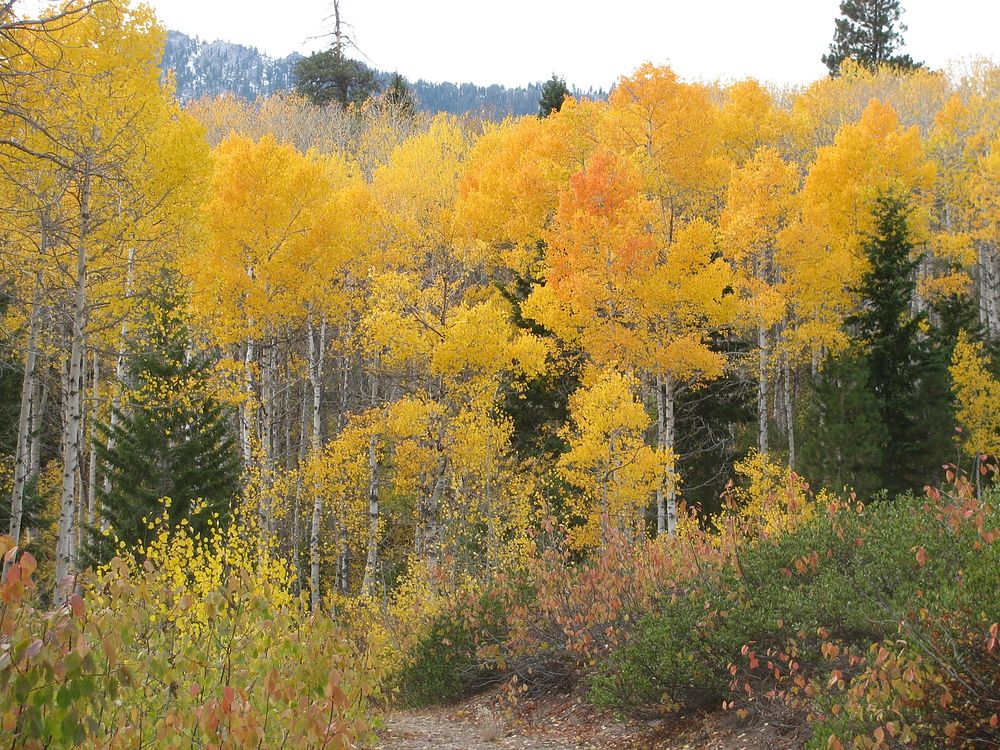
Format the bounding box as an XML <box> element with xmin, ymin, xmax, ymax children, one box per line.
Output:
<box><xmin>162</xmin><ymin>30</ymin><xmax>607</xmax><ymax>117</ymax></box>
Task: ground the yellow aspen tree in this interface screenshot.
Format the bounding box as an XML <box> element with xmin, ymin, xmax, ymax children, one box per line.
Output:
<box><xmin>923</xmin><ymin>95</ymin><xmax>980</xmax><ymax>310</ymax></box>
<box><xmin>600</xmin><ymin>64</ymin><xmax>734</xmax><ymax>537</ymax></box>
<box><xmin>366</xmin><ymin>114</ymin><xmax>473</xmax><ymax>573</ymax></box>
<box><xmin>950</xmin><ymin>333</ymin><xmax>1000</xmax><ymax>476</ymax></box>
<box><xmin>190</xmin><ymin>134</ymin><xmax>344</xmax><ymax>555</ymax></box>
<box><xmin>455</xmin><ymin>114</ymin><xmax>573</xmax><ymax>278</ymax></box>
<box><xmin>0</xmin><ymin>1</ymin><xmax>209</xmax><ymax>594</ymax></box>
<box><xmin>604</xmin><ymin>63</ymin><xmax>727</xmax><ymax>241</ymax></box>
<box><xmin>968</xmin><ymin>144</ymin><xmax>1000</xmax><ymax>339</ymax></box>
<box><xmin>790</xmin><ymin>61</ymin><xmax>949</xmax><ymax>161</ymax></box>
<box><xmin>636</xmin><ymin>219</ymin><xmax>735</xmax><ymax>535</ymax></box>
<box><xmin>523</xmin><ymin>148</ymin><xmax>656</xmax><ymax>366</ymax></box>
<box><xmin>780</xmin><ymin>100</ymin><xmax>935</xmax><ymax>363</ymax></box>
<box><xmin>558</xmin><ymin>368</ymin><xmax>667</xmax><ymax>550</ymax></box>
<box><xmin>718</xmin><ymin>79</ymin><xmax>794</xmax><ymax>168</ymax></box>
<box><xmin>721</xmin><ymin>148</ymin><xmax>800</xmax><ymax>457</ymax></box>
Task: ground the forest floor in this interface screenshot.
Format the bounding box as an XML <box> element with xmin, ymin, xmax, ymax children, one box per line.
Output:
<box><xmin>375</xmin><ymin>691</ymin><xmax>810</xmax><ymax>749</ymax></box>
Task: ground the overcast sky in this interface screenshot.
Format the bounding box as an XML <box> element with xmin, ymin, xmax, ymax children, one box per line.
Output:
<box><xmin>45</xmin><ymin>0</ymin><xmax>1000</xmax><ymax>88</ymax></box>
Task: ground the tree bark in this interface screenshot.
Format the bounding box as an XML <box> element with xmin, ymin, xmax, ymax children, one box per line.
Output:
<box><xmin>55</xmin><ymin>167</ymin><xmax>91</xmax><ymax>598</ymax></box>
<box><xmin>5</xmin><ymin>269</ymin><xmax>43</xmax><ymax>577</ymax></box>
<box><xmin>260</xmin><ymin>340</ymin><xmax>276</xmax><ymax>537</ymax></box>
<box><xmin>241</xmin><ymin>337</ymin><xmax>255</xmax><ymax>467</ymax></box>
<box><xmin>102</xmin><ymin>247</ymin><xmax>135</xmax><ymax>506</ymax></box>
<box><xmin>292</xmin><ymin>379</ymin><xmax>309</xmax><ymax>593</ymax></box>
<box><xmin>417</xmin><ymin>449</ymin><xmax>447</xmax><ymax>574</ymax></box>
<box><xmin>978</xmin><ymin>242</ymin><xmax>1000</xmax><ymax>340</ymax></box>
<box><xmin>758</xmin><ymin>325</ymin><xmax>769</xmax><ymax>455</ymax></box>
<box><xmin>656</xmin><ymin>374</ymin><xmax>677</xmax><ymax>537</ymax></box>
<box><xmin>29</xmin><ymin>376</ymin><xmax>45</xmax><ymax>484</ymax></box>
<box><xmin>362</xmin><ymin>369</ymin><xmax>380</xmax><ymax>596</ymax></box>
<box><xmin>307</xmin><ymin>317</ymin><xmax>326</xmax><ymax>610</ymax></box>
<box><xmin>87</xmin><ymin>352</ymin><xmax>99</xmax><ymax>527</ymax></box>
<box><xmin>783</xmin><ymin>357</ymin><xmax>796</xmax><ymax>471</ymax></box>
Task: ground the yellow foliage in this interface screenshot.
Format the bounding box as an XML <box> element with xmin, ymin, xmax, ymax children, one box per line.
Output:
<box><xmin>101</xmin><ymin>497</ymin><xmax>294</xmax><ymax>636</ymax></box>
<box><xmin>720</xmin><ymin>451</ymin><xmax>817</xmax><ymax>538</ymax></box>
<box><xmin>950</xmin><ymin>333</ymin><xmax>1000</xmax><ymax>459</ymax></box>
<box><xmin>781</xmin><ymin>99</ymin><xmax>935</xmax><ymax>360</ymax></box>
<box><xmin>559</xmin><ymin>368</ymin><xmax>671</xmax><ymax>549</ymax></box>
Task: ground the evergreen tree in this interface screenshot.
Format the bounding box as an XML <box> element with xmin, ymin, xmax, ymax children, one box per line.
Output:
<box><xmin>538</xmin><ymin>73</ymin><xmax>569</xmax><ymax>117</ymax></box>
<box><xmin>799</xmin><ymin>351</ymin><xmax>887</xmax><ymax>499</ymax></box>
<box><xmin>848</xmin><ymin>193</ymin><xmax>932</xmax><ymax>494</ymax></box>
<box><xmin>86</xmin><ymin>273</ymin><xmax>240</xmax><ymax>564</ymax></box>
<box><xmin>822</xmin><ymin>0</ymin><xmax>921</xmax><ymax>76</ymax></box>
<box><xmin>293</xmin><ymin>49</ymin><xmax>379</xmax><ymax>107</ymax></box>
<box><xmin>383</xmin><ymin>72</ymin><xmax>416</xmax><ymax>117</ymax></box>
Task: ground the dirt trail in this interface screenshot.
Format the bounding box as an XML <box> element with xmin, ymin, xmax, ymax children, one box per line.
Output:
<box><xmin>375</xmin><ymin>698</ymin><xmax>808</xmax><ymax>750</ymax></box>
<box><xmin>376</xmin><ymin>709</ymin><xmax>590</xmax><ymax>749</ymax></box>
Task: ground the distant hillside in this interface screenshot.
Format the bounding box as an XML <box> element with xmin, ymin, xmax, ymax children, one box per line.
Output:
<box><xmin>162</xmin><ymin>30</ymin><xmax>606</xmax><ymax>118</ymax></box>
<box><xmin>162</xmin><ymin>31</ymin><xmax>301</xmax><ymax>101</ymax></box>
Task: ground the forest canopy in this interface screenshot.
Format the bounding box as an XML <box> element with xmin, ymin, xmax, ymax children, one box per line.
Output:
<box><xmin>0</xmin><ymin>2</ymin><xmax>998</xmax><ymax>748</ymax></box>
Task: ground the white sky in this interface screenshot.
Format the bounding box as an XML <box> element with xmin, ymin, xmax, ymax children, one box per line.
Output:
<box><xmin>27</xmin><ymin>0</ymin><xmax>1000</xmax><ymax>88</ymax></box>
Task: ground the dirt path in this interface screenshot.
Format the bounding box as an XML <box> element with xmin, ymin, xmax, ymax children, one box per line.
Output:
<box><xmin>375</xmin><ymin>699</ymin><xmax>808</xmax><ymax>750</ymax></box>
<box><xmin>375</xmin><ymin>709</ymin><xmax>600</xmax><ymax>749</ymax></box>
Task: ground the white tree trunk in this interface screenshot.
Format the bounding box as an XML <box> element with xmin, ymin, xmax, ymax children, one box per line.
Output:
<box><xmin>417</xmin><ymin>447</ymin><xmax>448</xmax><ymax>574</ymax></box>
<box><xmin>102</xmin><ymin>247</ymin><xmax>135</xmax><ymax>505</ymax></box>
<box><xmin>292</xmin><ymin>379</ymin><xmax>309</xmax><ymax>593</ymax></box>
<box><xmin>55</xmin><ymin>168</ymin><xmax>91</xmax><ymax>598</ymax></box>
<box><xmin>241</xmin><ymin>337</ymin><xmax>255</xmax><ymax>467</ymax></box>
<box><xmin>758</xmin><ymin>326</ymin><xmax>769</xmax><ymax>455</ymax></box>
<box><xmin>657</xmin><ymin>374</ymin><xmax>677</xmax><ymax>537</ymax></box>
<box><xmin>362</xmin><ymin>369</ymin><xmax>380</xmax><ymax>595</ymax></box>
<box><xmin>5</xmin><ymin>274</ymin><xmax>43</xmax><ymax>577</ymax></box>
<box><xmin>87</xmin><ymin>352</ymin><xmax>99</xmax><ymax>527</ymax></box>
<box><xmin>260</xmin><ymin>341</ymin><xmax>276</xmax><ymax>537</ymax></box>
<box><xmin>601</xmin><ymin>437</ymin><xmax>613</xmax><ymax>547</ymax></box>
<box><xmin>978</xmin><ymin>242</ymin><xmax>1000</xmax><ymax>340</ymax></box>
<box><xmin>307</xmin><ymin>317</ymin><xmax>326</xmax><ymax>611</ymax></box>
<box><xmin>783</xmin><ymin>357</ymin><xmax>796</xmax><ymax>471</ymax></box>
<box><xmin>29</xmin><ymin>377</ymin><xmax>45</xmax><ymax>484</ymax></box>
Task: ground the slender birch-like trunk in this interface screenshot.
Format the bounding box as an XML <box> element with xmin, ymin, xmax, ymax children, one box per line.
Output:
<box><xmin>29</xmin><ymin>377</ymin><xmax>45</xmax><ymax>483</ymax></box>
<box><xmin>308</xmin><ymin>317</ymin><xmax>326</xmax><ymax>610</ymax></box>
<box><xmin>601</xmin><ymin>437</ymin><xmax>612</xmax><ymax>547</ymax></box>
<box><xmin>5</xmin><ymin>270</ymin><xmax>44</xmax><ymax>577</ymax></box>
<box><xmin>655</xmin><ymin>376</ymin><xmax>665</xmax><ymax>534</ymax></box>
<box><xmin>292</xmin><ymin>379</ymin><xmax>309</xmax><ymax>593</ymax></box>
<box><xmin>978</xmin><ymin>242</ymin><xmax>1000</xmax><ymax>340</ymax></box>
<box><xmin>784</xmin><ymin>357</ymin><xmax>796</xmax><ymax>471</ymax></box>
<box><xmin>102</xmin><ymin>247</ymin><xmax>135</xmax><ymax>504</ymax></box>
<box><xmin>337</xmin><ymin>524</ymin><xmax>349</xmax><ymax>594</ymax></box>
<box><xmin>241</xmin><ymin>337</ymin><xmax>255</xmax><ymax>468</ymax></box>
<box><xmin>56</xmin><ymin>168</ymin><xmax>91</xmax><ymax>597</ymax></box>
<box><xmin>87</xmin><ymin>353</ymin><xmax>99</xmax><ymax>526</ymax></box>
<box><xmin>362</xmin><ymin>368</ymin><xmax>380</xmax><ymax>595</ymax></box>
<box><xmin>656</xmin><ymin>374</ymin><xmax>677</xmax><ymax>536</ymax></box>
<box><xmin>260</xmin><ymin>340</ymin><xmax>276</xmax><ymax>536</ymax></box>
<box><xmin>758</xmin><ymin>325</ymin><xmax>769</xmax><ymax>455</ymax></box>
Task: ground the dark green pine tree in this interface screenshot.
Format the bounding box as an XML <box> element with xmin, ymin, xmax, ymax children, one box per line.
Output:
<box><xmin>538</xmin><ymin>74</ymin><xmax>569</xmax><ymax>117</ymax></box>
<box><xmin>294</xmin><ymin>50</ymin><xmax>379</xmax><ymax>107</ymax></box>
<box><xmin>383</xmin><ymin>72</ymin><xmax>416</xmax><ymax>117</ymax></box>
<box><xmin>848</xmin><ymin>192</ymin><xmax>933</xmax><ymax>495</ymax></box>
<box><xmin>86</xmin><ymin>274</ymin><xmax>240</xmax><ymax>564</ymax></box>
<box><xmin>293</xmin><ymin>0</ymin><xmax>378</xmax><ymax>108</ymax></box>
<box><xmin>798</xmin><ymin>351</ymin><xmax>888</xmax><ymax>499</ymax></box>
<box><xmin>822</xmin><ymin>0</ymin><xmax>921</xmax><ymax>76</ymax></box>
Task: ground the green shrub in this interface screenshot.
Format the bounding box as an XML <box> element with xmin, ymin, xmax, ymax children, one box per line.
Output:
<box><xmin>593</xmin><ymin>491</ymin><xmax>999</xmax><ymax>726</ymax></box>
<box><xmin>395</xmin><ymin>586</ymin><xmax>515</xmax><ymax>707</ymax></box>
<box><xmin>396</xmin><ymin>608</ymin><xmax>483</xmax><ymax>707</ymax></box>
